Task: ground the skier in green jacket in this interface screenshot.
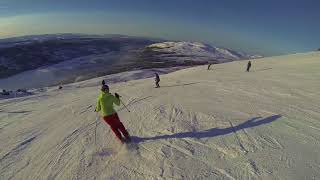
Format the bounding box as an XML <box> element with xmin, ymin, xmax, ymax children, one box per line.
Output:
<box><xmin>95</xmin><ymin>84</ymin><xmax>131</xmax><ymax>143</ymax></box>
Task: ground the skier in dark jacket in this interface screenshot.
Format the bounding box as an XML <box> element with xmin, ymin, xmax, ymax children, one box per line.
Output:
<box><xmin>247</xmin><ymin>61</ymin><xmax>252</xmax><ymax>72</ymax></box>
<box><xmin>155</xmin><ymin>73</ymin><xmax>160</xmax><ymax>88</ymax></box>
<box><xmin>207</xmin><ymin>63</ymin><xmax>212</xmax><ymax>70</ymax></box>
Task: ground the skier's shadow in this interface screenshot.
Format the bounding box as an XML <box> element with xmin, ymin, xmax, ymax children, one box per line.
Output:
<box><xmin>253</xmin><ymin>68</ymin><xmax>273</xmax><ymax>72</ymax></box>
<box><xmin>2</xmin><ymin>110</ymin><xmax>32</xmax><ymax>114</ymax></box>
<box><xmin>160</xmin><ymin>82</ymin><xmax>200</xmax><ymax>88</ymax></box>
<box><xmin>208</xmin><ymin>68</ymin><xmax>224</xmax><ymax>71</ymax></box>
<box><xmin>131</xmin><ymin>115</ymin><xmax>281</xmax><ymax>144</ymax></box>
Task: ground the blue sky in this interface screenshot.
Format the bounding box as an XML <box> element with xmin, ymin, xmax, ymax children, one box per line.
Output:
<box><xmin>0</xmin><ymin>0</ymin><xmax>319</xmax><ymax>55</ymax></box>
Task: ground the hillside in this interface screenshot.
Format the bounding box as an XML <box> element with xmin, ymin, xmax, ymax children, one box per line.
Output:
<box><xmin>0</xmin><ymin>34</ymin><xmax>260</xmax><ymax>90</ymax></box>
<box><xmin>1</xmin><ymin>52</ymin><xmax>319</xmax><ymax>179</ymax></box>
<box><xmin>0</xmin><ymin>34</ymin><xmax>155</xmax><ymax>79</ymax></box>
<box><xmin>147</xmin><ymin>42</ymin><xmax>261</xmax><ymax>62</ymax></box>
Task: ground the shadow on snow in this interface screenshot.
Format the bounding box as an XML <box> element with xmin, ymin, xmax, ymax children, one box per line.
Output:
<box><xmin>160</xmin><ymin>82</ymin><xmax>200</xmax><ymax>88</ymax></box>
<box><xmin>253</xmin><ymin>68</ymin><xmax>273</xmax><ymax>72</ymax></box>
<box><xmin>131</xmin><ymin>115</ymin><xmax>281</xmax><ymax>144</ymax></box>
<box><xmin>0</xmin><ymin>110</ymin><xmax>32</xmax><ymax>114</ymax></box>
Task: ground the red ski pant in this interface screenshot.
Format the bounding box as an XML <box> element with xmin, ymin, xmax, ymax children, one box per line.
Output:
<box><xmin>103</xmin><ymin>113</ymin><xmax>129</xmax><ymax>141</ymax></box>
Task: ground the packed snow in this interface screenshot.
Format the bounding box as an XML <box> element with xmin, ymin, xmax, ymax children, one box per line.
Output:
<box><xmin>1</xmin><ymin>52</ymin><xmax>320</xmax><ymax>179</ymax></box>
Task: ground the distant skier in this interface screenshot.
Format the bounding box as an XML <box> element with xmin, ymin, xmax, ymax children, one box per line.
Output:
<box><xmin>207</xmin><ymin>63</ymin><xmax>212</xmax><ymax>70</ymax></box>
<box><xmin>155</xmin><ymin>73</ymin><xmax>160</xmax><ymax>88</ymax></box>
<box><xmin>102</xmin><ymin>80</ymin><xmax>105</xmax><ymax>86</ymax></box>
<box><xmin>247</xmin><ymin>61</ymin><xmax>252</xmax><ymax>72</ymax></box>
<box><xmin>1</xmin><ymin>89</ymin><xmax>9</xmax><ymax>96</ymax></box>
<box><xmin>95</xmin><ymin>84</ymin><xmax>131</xmax><ymax>143</ymax></box>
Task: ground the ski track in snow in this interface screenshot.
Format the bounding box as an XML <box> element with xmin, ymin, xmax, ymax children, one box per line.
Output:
<box><xmin>1</xmin><ymin>52</ymin><xmax>320</xmax><ymax>179</ymax></box>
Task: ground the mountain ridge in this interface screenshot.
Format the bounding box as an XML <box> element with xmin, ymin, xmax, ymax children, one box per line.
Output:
<box><xmin>0</xmin><ymin>34</ymin><xmax>262</xmax><ymax>89</ymax></box>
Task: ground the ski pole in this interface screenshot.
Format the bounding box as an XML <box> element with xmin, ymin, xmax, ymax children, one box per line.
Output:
<box><xmin>94</xmin><ymin>113</ymin><xmax>99</xmax><ymax>146</ymax></box>
<box><xmin>120</xmin><ymin>99</ymin><xmax>131</xmax><ymax>113</ymax></box>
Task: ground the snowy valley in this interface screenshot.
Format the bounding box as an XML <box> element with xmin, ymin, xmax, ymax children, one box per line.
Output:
<box><xmin>0</xmin><ymin>34</ymin><xmax>259</xmax><ymax>90</ymax></box>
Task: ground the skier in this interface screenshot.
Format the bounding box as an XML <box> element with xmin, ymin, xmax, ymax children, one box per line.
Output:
<box><xmin>247</xmin><ymin>61</ymin><xmax>252</xmax><ymax>72</ymax></box>
<box><xmin>1</xmin><ymin>89</ymin><xmax>9</xmax><ymax>96</ymax></box>
<box><xmin>102</xmin><ymin>80</ymin><xmax>105</xmax><ymax>86</ymax></box>
<box><xmin>155</xmin><ymin>73</ymin><xmax>160</xmax><ymax>88</ymax></box>
<box><xmin>95</xmin><ymin>84</ymin><xmax>131</xmax><ymax>143</ymax></box>
<box><xmin>207</xmin><ymin>63</ymin><xmax>212</xmax><ymax>70</ymax></box>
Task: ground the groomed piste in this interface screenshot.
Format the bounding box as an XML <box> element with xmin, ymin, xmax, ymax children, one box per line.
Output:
<box><xmin>1</xmin><ymin>52</ymin><xmax>320</xmax><ymax>179</ymax></box>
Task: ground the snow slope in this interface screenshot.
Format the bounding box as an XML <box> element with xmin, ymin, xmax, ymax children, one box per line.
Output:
<box><xmin>1</xmin><ymin>52</ymin><xmax>320</xmax><ymax>180</ymax></box>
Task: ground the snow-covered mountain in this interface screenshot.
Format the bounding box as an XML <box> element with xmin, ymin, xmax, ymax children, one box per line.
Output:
<box><xmin>1</xmin><ymin>52</ymin><xmax>319</xmax><ymax>179</ymax></box>
<box><xmin>0</xmin><ymin>34</ymin><xmax>262</xmax><ymax>90</ymax></box>
<box><xmin>0</xmin><ymin>34</ymin><xmax>134</xmax><ymax>49</ymax></box>
<box><xmin>147</xmin><ymin>41</ymin><xmax>262</xmax><ymax>62</ymax></box>
<box><xmin>0</xmin><ymin>34</ymin><xmax>156</xmax><ymax>79</ymax></box>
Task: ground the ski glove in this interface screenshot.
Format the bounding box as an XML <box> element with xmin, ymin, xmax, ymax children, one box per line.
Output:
<box><xmin>115</xmin><ymin>93</ymin><xmax>120</xmax><ymax>99</ymax></box>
